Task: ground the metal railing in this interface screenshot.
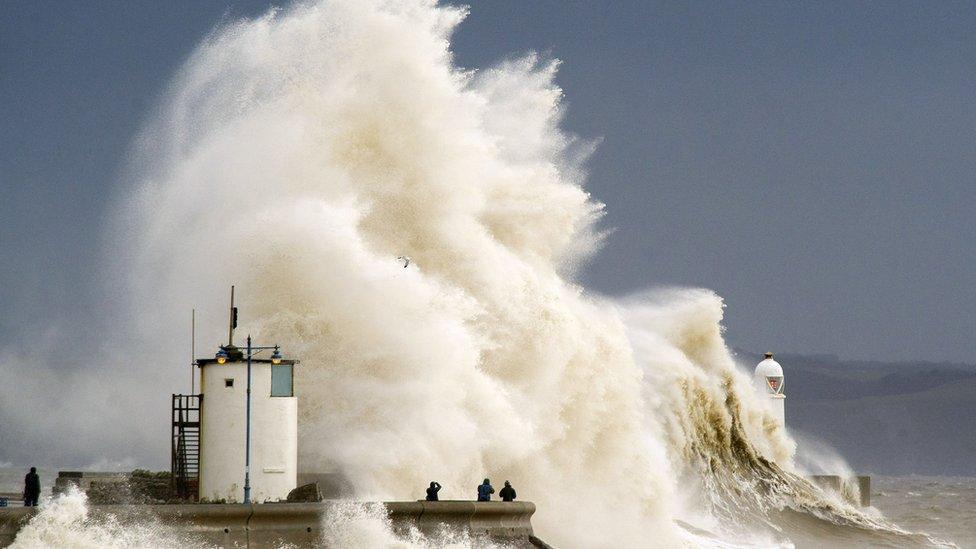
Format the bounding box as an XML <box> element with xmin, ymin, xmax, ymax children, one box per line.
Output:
<box><xmin>171</xmin><ymin>394</ymin><xmax>201</xmax><ymax>501</ymax></box>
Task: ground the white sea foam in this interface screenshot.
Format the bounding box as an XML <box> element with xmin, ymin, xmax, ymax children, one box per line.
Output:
<box><xmin>9</xmin><ymin>487</ymin><xmax>195</xmax><ymax>549</ymax></box>
<box><xmin>320</xmin><ymin>502</ymin><xmax>507</xmax><ymax>548</ymax></box>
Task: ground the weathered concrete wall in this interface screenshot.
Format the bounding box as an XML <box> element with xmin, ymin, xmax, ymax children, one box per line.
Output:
<box><xmin>53</xmin><ymin>471</ymin><xmax>129</xmax><ymax>495</ymax></box>
<box><xmin>0</xmin><ymin>501</ymin><xmax>539</xmax><ymax>548</ymax></box>
<box><xmin>387</xmin><ymin>501</ymin><xmax>536</xmax><ymax>540</ymax></box>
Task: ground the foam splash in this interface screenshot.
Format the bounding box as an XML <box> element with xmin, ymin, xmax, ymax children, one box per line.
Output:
<box><xmin>9</xmin><ymin>488</ymin><xmax>196</xmax><ymax>549</ymax></box>
<box><xmin>320</xmin><ymin>502</ymin><xmax>507</xmax><ymax>548</ymax></box>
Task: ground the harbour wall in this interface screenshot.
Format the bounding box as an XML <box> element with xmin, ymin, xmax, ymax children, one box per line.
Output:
<box><xmin>0</xmin><ymin>500</ymin><xmax>542</xmax><ymax>548</ymax></box>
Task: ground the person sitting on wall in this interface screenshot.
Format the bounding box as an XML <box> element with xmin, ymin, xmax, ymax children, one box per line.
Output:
<box><xmin>425</xmin><ymin>481</ymin><xmax>441</xmax><ymax>501</ymax></box>
<box><xmin>23</xmin><ymin>467</ymin><xmax>40</xmax><ymax>507</ymax></box>
<box><xmin>499</xmin><ymin>480</ymin><xmax>516</xmax><ymax>502</ymax></box>
<box><xmin>477</xmin><ymin>478</ymin><xmax>494</xmax><ymax>502</ymax></box>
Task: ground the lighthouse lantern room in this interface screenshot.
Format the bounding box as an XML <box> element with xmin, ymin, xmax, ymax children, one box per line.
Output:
<box><xmin>754</xmin><ymin>352</ymin><xmax>786</xmax><ymax>426</ymax></box>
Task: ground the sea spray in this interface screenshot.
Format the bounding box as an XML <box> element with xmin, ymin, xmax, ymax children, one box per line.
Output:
<box><xmin>9</xmin><ymin>487</ymin><xmax>201</xmax><ymax>549</ymax></box>
<box><xmin>320</xmin><ymin>502</ymin><xmax>506</xmax><ymax>548</ymax></box>
<box><xmin>98</xmin><ymin>0</ymin><xmax>915</xmax><ymax>546</ymax></box>
<box><xmin>111</xmin><ymin>0</ymin><xmax>673</xmax><ymax>545</ymax></box>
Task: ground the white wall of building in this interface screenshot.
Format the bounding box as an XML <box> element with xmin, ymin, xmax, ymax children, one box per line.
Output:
<box><xmin>199</xmin><ymin>360</ymin><xmax>297</xmax><ymax>503</ymax></box>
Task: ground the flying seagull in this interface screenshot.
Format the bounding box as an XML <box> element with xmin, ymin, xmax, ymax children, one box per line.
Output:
<box><xmin>397</xmin><ymin>256</ymin><xmax>411</xmax><ymax>268</ymax></box>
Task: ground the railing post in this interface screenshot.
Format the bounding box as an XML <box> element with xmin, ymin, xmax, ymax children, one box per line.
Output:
<box><xmin>244</xmin><ymin>336</ymin><xmax>252</xmax><ymax>504</ymax></box>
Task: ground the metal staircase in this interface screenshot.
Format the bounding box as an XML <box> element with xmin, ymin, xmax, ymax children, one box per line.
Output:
<box><xmin>171</xmin><ymin>393</ymin><xmax>201</xmax><ymax>500</ymax></box>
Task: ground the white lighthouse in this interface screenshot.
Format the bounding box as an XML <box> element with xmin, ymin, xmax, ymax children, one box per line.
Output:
<box><xmin>197</xmin><ymin>344</ymin><xmax>298</xmax><ymax>503</ymax></box>
<box><xmin>754</xmin><ymin>352</ymin><xmax>786</xmax><ymax>426</ymax></box>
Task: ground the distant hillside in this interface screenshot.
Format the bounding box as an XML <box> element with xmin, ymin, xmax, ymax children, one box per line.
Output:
<box><xmin>734</xmin><ymin>351</ymin><xmax>976</xmax><ymax>475</ymax></box>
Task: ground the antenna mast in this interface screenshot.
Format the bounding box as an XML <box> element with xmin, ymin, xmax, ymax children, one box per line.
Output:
<box><xmin>228</xmin><ymin>285</ymin><xmax>237</xmax><ymax>347</ymax></box>
<box><xmin>191</xmin><ymin>309</ymin><xmax>196</xmax><ymax>394</ymax></box>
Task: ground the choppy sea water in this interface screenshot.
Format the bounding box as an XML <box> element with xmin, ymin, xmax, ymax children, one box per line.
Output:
<box><xmin>871</xmin><ymin>476</ymin><xmax>976</xmax><ymax>548</ymax></box>
<box><xmin>1</xmin><ymin>466</ymin><xmax>973</xmax><ymax>547</ymax></box>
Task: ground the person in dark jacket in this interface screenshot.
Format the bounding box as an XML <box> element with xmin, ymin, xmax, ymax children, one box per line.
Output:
<box><xmin>23</xmin><ymin>467</ymin><xmax>40</xmax><ymax>507</ymax></box>
<box><xmin>476</xmin><ymin>478</ymin><xmax>494</xmax><ymax>502</ymax></box>
<box><xmin>425</xmin><ymin>481</ymin><xmax>441</xmax><ymax>501</ymax></box>
<box><xmin>499</xmin><ymin>480</ymin><xmax>516</xmax><ymax>502</ymax></box>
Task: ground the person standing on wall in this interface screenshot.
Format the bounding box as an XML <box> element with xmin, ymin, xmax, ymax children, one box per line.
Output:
<box><xmin>477</xmin><ymin>478</ymin><xmax>494</xmax><ymax>502</ymax></box>
<box><xmin>426</xmin><ymin>481</ymin><xmax>441</xmax><ymax>501</ymax></box>
<box><xmin>23</xmin><ymin>467</ymin><xmax>40</xmax><ymax>507</ymax></box>
<box><xmin>499</xmin><ymin>480</ymin><xmax>516</xmax><ymax>502</ymax></box>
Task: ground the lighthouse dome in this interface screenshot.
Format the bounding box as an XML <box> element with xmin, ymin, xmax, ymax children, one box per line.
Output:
<box><xmin>754</xmin><ymin>353</ymin><xmax>785</xmax><ymax>395</ymax></box>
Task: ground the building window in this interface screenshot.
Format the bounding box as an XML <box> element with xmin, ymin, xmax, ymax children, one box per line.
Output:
<box><xmin>271</xmin><ymin>364</ymin><xmax>293</xmax><ymax>397</ymax></box>
<box><xmin>225</xmin><ymin>378</ymin><xmax>234</xmax><ymax>388</ymax></box>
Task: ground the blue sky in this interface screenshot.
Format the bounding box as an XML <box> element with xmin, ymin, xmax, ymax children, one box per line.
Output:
<box><xmin>2</xmin><ymin>0</ymin><xmax>974</xmax><ymax>362</ymax></box>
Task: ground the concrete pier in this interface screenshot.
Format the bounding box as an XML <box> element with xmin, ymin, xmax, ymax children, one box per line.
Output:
<box><xmin>0</xmin><ymin>501</ymin><xmax>543</xmax><ymax>548</ymax></box>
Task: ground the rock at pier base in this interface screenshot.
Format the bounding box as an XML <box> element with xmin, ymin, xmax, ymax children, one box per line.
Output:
<box><xmin>286</xmin><ymin>483</ymin><xmax>322</xmax><ymax>503</ymax></box>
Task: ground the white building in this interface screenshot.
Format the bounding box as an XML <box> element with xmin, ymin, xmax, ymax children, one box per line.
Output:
<box><xmin>754</xmin><ymin>352</ymin><xmax>786</xmax><ymax>426</ymax></box>
<box><xmin>197</xmin><ymin>349</ymin><xmax>298</xmax><ymax>503</ymax></box>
